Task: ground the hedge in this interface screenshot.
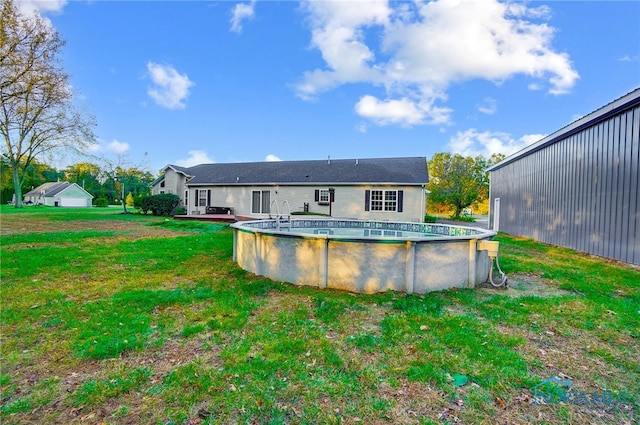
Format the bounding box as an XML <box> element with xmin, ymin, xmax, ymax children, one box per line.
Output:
<box><xmin>139</xmin><ymin>194</ymin><xmax>180</xmax><ymax>215</ymax></box>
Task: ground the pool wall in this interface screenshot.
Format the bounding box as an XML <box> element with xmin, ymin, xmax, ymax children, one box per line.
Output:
<box><xmin>232</xmin><ymin>219</ymin><xmax>496</xmax><ymax>294</ymax></box>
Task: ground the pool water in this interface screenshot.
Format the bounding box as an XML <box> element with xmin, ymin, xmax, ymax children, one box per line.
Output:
<box><xmin>282</xmin><ymin>227</ymin><xmax>435</xmax><ymax>238</ymax></box>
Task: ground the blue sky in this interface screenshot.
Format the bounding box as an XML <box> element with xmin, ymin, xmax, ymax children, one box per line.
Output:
<box><xmin>22</xmin><ymin>0</ymin><xmax>640</xmax><ymax>172</ymax></box>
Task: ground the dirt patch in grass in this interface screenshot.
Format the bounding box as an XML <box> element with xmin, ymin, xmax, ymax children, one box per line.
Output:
<box><xmin>9</xmin><ymin>334</ymin><xmax>223</xmax><ymax>425</ymax></box>
<box><xmin>476</xmin><ymin>272</ymin><xmax>574</xmax><ymax>298</ymax></box>
<box><xmin>0</xmin><ymin>216</ymin><xmax>187</xmax><ymax>239</ymax></box>
<box><xmin>374</xmin><ymin>379</ymin><xmax>448</xmax><ymax>424</ymax></box>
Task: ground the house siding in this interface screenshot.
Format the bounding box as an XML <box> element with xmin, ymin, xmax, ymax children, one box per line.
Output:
<box><xmin>151</xmin><ymin>168</ymin><xmax>189</xmax><ymax>206</ymax></box>
<box><xmin>187</xmin><ymin>184</ymin><xmax>426</xmax><ymax>222</ymax></box>
<box><xmin>58</xmin><ymin>185</ymin><xmax>93</xmax><ymax>207</ymax></box>
<box><xmin>489</xmin><ymin>89</ymin><xmax>640</xmax><ymax>265</ymax></box>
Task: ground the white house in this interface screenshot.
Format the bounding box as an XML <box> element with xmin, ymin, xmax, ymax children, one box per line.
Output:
<box><xmin>23</xmin><ymin>182</ymin><xmax>93</xmax><ymax>207</ymax></box>
<box><xmin>151</xmin><ymin>157</ymin><xmax>429</xmax><ymax>222</ymax></box>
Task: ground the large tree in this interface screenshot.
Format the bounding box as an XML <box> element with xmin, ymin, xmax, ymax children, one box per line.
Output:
<box><xmin>1</xmin><ymin>157</ymin><xmax>62</xmax><ymax>203</ymax></box>
<box><xmin>1</xmin><ymin>0</ymin><xmax>95</xmax><ymax>207</ymax></box>
<box><xmin>427</xmin><ymin>152</ymin><xmax>504</xmax><ymax>217</ymax></box>
<box><xmin>64</xmin><ymin>161</ymin><xmax>103</xmax><ymax>197</ymax></box>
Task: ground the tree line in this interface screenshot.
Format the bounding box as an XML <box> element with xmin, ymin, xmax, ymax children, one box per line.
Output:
<box><xmin>0</xmin><ymin>158</ymin><xmax>156</xmax><ymax>205</ymax></box>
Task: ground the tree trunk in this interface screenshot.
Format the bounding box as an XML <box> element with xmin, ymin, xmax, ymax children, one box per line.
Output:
<box><xmin>12</xmin><ymin>164</ymin><xmax>23</xmax><ymax>208</ymax></box>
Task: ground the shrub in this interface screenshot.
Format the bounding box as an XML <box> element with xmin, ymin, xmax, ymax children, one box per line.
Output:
<box><xmin>424</xmin><ymin>214</ymin><xmax>437</xmax><ymax>223</ymax></box>
<box><xmin>449</xmin><ymin>215</ymin><xmax>476</xmax><ymax>223</ymax></box>
<box><xmin>133</xmin><ymin>194</ymin><xmax>145</xmax><ymax>210</ymax></box>
<box><xmin>93</xmin><ymin>197</ymin><xmax>109</xmax><ymax>207</ymax></box>
<box><xmin>139</xmin><ymin>194</ymin><xmax>180</xmax><ymax>216</ymax></box>
<box><xmin>175</xmin><ymin>207</ymin><xmax>187</xmax><ymax>215</ymax></box>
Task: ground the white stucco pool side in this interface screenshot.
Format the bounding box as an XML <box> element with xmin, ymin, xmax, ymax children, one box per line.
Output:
<box><xmin>231</xmin><ymin>219</ymin><xmax>498</xmax><ymax>294</ymax></box>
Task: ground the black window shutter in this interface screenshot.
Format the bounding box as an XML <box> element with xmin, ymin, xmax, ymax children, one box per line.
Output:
<box><xmin>364</xmin><ymin>190</ymin><xmax>370</xmax><ymax>211</ymax></box>
<box><xmin>195</xmin><ymin>189</ymin><xmax>199</xmax><ymax>207</ymax></box>
<box><xmin>330</xmin><ymin>190</ymin><xmax>335</xmax><ymax>202</ymax></box>
<box><xmin>315</xmin><ymin>190</ymin><xmax>319</xmax><ymax>202</ymax></box>
<box><xmin>207</xmin><ymin>190</ymin><xmax>211</xmax><ymax>207</ymax></box>
<box><xmin>397</xmin><ymin>190</ymin><xmax>403</xmax><ymax>212</ymax></box>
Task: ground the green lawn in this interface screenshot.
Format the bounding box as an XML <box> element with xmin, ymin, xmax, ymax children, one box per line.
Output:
<box><xmin>1</xmin><ymin>206</ymin><xmax>638</xmax><ymax>424</ymax></box>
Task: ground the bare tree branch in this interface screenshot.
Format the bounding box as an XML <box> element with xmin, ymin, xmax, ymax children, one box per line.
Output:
<box><xmin>1</xmin><ymin>0</ymin><xmax>96</xmax><ymax>207</ymax></box>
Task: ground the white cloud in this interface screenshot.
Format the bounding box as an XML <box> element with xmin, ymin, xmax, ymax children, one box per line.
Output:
<box><xmin>518</xmin><ymin>133</ymin><xmax>546</xmax><ymax>146</ymax></box>
<box><xmin>85</xmin><ymin>139</ymin><xmax>130</xmax><ymax>155</ymax></box>
<box><xmin>477</xmin><ymin>97</ymin><xmax>497</xmax><ymax>115</ymax></box>
<box><xmin>265</xmin><ymin>154</ymin><xmax>281</xmax><ymax>162</ymax></box>
<box><xmin>617</xmin><ymin>54</ymin><xmax>638</xmax><ymax>62</ymax></box>
<box><xmin>230</xmin><ymin>0</ymin><xmax>256</xmax><ymax>34</ymax></box>
<box><xmin>448</xmin><ymin>129</ymin><xmax>544</xmax><ymax>157</ymax></box>
<box><xmin>296</xmin><ymin>0</ymin><xmax>579</xmax><ymax>125</ymax></box>
<box><xmin>355</xmin><ymin>93</ymin><xmax>452</xmax><ymax>126</ymax></box>
<box><xmin>107</xmin><ymin>139</ymin><xmax>130</xmax><ymax>154</ymax></box>
<box><xmin>175</xmin><ymin>150</ymin><xmax>215</xmax><ymax>167</ymax></box>
<box><xmin>355</xmin><ymin>96</ymin><xmax>423</xmax><ymax>126</ymax></box>
<box><xmin>296</xmin><ymin>0</ymin><xmax>389</xmax><ymax>101</ymax></box>
<box><xmin>16</xmin><ymin>0</ymin><xmax>66</xmax><ymax>15</ymax></box>
<box><xmin>146</xmin><ymin>62</ymin><xmax>194</xmax><ymax>110</ymax></box>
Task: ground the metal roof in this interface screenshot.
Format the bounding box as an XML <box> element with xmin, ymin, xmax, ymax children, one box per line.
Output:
<box><xmin>488</xmin><ymin>87</ymin><xmax>640</xmax><ymax>172</ymax></box>
<box><xmin>172</xmin><ymin>156</ymin><xmax>428</xmax><ymax>186</ymax></box>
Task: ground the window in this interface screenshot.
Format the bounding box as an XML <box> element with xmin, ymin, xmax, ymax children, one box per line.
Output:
<box><xmin>160</xmin><ymin>180</ymin><xmax>165</xmax><ymax>188</ymax></box>
<box><xmin>365</xmin><ymin>189</ymin><xmax>403</xmax><ymax>212</ymax></box>
<box><xmin>370</xmin><ymin>190</ymin><xmax>383</xmax><ymax>211</ymax></box>
<box><xmin>315</xmin><ymin>189</ymin><xmax>334</xmax><ymax>205</ymax></box>
<box><xmin>252</xmin><ymin>190</ymin><xmax>270</xmax><ymax>214</ymax></box>
<box><xmin>384</xmin><ymin>190</ymin><xmax>397</xmax><ymax>211</ymax></box>
<box><xmin>195</xmin><ymin>189</ymin><xmax>211</xmax><ymax>207</ymax></box>
<box><xmin>199</xmin><ymin>190</ymin><xmax>208</xmax><ymax>207</ymax></box>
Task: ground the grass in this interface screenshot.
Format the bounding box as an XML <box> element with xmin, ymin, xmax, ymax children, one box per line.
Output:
<box><xmin>1</xmin><ymin>205</ymin><xmax>638</xmax><ymax>424</ymax></box>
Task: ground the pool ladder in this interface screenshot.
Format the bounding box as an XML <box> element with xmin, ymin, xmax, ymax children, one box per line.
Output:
<box><xmin>270</xmin><ymin>200</ymin><xmax>291</xmax><ymax>230</ymax></box>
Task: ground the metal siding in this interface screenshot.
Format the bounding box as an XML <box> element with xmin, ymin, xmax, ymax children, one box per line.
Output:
<box><xmin>567</xmin><ymin>136</ymin><xmax>575</xmax><ymax>247</ymax></box>
<box><xmin>567</xmin><ymin>134</ymin><xmax>576</xmax><ymax>250</ymax></box>
<box><xmin>595</xmin><ymin>121</ymin><xmax>606</xmax><ymax>258</ymax></box>
<box><xmin>601</xmin><ymin>119</ymin><xmax>612</xmax><ymax>259</ymax></box>
<box><xmin>611</xmin><ymin>114</ymin><xmax>621</xmax><ymax>260</ymax></box>
<box><xmin>619</xmin><ymin>111</ymin><xmax>630</xmax><ymax>262</ymax></box>
<box><xmin>548</xmin><ymin>142</ymin><xmax>556</xmax><ymax>245</ymax></box>
<box><xmin>630</xmin><ymin>107</ymin><xmax>640</xmax><ymax>264</ymax></box>
<box><xmin>576</xmin><ymin>130</ymin><xmax>587</xmax><ymax>253</ymax></box>
<box><xmin>489</xmin><ymin>102</ymin><xmax>640</xmax><ymax>265</ymax></box>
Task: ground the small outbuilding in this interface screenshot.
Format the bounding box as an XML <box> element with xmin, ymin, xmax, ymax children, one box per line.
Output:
<box><xmin>488</xmin><ymin>88</ymin><xmax>639</xmax><ymax>265</ymax></box>
<box><xmin>23</xmin><ymin>182</ymin><xmax>93</xmax><ymax>207</ymax></box>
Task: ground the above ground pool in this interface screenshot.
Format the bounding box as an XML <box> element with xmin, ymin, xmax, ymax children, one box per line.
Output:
<box><xmin>231</xmin><ymin>218</ymin><xmax>498</xmax><ymax>294</ymax></box>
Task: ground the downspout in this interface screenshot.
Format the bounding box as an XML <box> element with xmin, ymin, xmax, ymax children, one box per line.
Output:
<box><xmin>421</xmin><ymin>185</ymin><xmax>426</xmax><ymax>222</ymax></box>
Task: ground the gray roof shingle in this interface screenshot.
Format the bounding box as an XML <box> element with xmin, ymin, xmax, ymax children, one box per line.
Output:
<box><xmin>176</xmin><ymin>157</ymin><xmax>428</xmax><ymax>185</ymax></box>
<box><xmin>24</xmin><ymin>182</ymin><xmax>70</xmax><ymax>197</ymax></box>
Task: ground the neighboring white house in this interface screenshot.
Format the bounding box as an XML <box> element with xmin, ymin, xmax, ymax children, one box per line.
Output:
<box><xmin>151</xmin><ymin>157</ymin><xmax>429</xmax><ymax>222</ymax></box>
<box><xmin>23</xmin><ymin>182</ymin><xmax>93</xmax><ymax>207</ymax></box>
